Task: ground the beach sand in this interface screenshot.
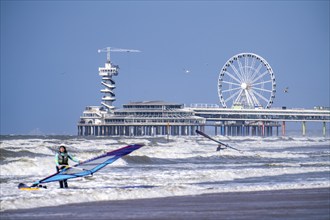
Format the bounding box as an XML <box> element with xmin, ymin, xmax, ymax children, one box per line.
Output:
<box><xmin>2</xmin><ymin>188</ymin><xmax>329</xmax><ymax>220</ymax></box>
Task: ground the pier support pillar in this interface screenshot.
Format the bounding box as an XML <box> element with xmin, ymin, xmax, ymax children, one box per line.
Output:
<box><xmin>323</xmin><ymin>122</ymin><xmax>327</xmax><ymax>137</ymax></box>
<box><xmin>282</xmin><ymin>121</ymin><xmax>286</xmax><ymax>136</ymax></box>
<box><xmin>302</xmin><ymin>121</ymin><xmax>306</xmax><ymax>136</ymax></box>
<box><xmin>262</xmin><ymin>122</ymin><xmax>265</xmax><ymax>137</ymax></box>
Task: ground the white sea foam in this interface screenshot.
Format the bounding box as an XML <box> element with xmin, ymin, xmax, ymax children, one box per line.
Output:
<box><xmin>0</xmin><ymin>135</ymin><xmax>329</xmax><ymax>211</ymax></box>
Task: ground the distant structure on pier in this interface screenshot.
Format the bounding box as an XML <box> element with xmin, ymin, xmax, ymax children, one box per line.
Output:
<box><xmin>78</xmin><ymin>50</ymin><xmax>330</xmax><ymax>137</ymax></box>
<box><xmin>97</xmin><ymin>47</ymin><xmax>140</xmax><ymax>112</ymax></box>
<box><xmin>78</xmin><ymin>101</ymin><xmax>205</xmax><ymax>136</ymax></box>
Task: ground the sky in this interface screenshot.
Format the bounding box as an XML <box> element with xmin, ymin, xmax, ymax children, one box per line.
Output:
<box><xmin>1</xmin><ymin>0</ymin><xmax>329</xmax><ymax>135</ymax></box>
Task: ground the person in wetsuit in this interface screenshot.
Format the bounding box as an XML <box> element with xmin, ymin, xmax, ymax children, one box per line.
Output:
<box><xmin>55</xmin><ymin>145</ymin><xmax>80</xmax><ymax>188</ymax></box>
<box><xmin>216</xmin><ymin>144</ymin><xmax>227</xmax><ymax>152</ymax></box>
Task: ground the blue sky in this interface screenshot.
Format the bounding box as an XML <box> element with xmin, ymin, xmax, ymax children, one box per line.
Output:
<box><xmin>1</xmin><ymin>1</ymin><xmax>329</xmax><ymax>135</ymax></box>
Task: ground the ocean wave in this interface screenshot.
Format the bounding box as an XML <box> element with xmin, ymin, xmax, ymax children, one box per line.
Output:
<box><xmin>122</xmin><ymin>155</ymin><xmax>176</xmax><ymax>165</ymax></box>
<box><xmin>0</xmin><ymin>148</ymin><xmax>51</xmax><ymax>162</ymax></box>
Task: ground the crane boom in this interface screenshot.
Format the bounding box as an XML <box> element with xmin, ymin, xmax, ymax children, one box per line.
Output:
<box><xmin>98</xmin><ymin>47</ymin><xmax>141</xmax><ymax>62</ymax></box>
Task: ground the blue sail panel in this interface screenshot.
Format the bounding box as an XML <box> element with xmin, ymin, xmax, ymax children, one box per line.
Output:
<box><xmin>32</xmin><ymin>144</ymin><xmax>143</xmax><ymax>186</ymax></box>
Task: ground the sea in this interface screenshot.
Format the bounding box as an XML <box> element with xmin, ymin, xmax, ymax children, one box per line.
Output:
<box><xmin>1</xmin><ymin>132</ymin><xmax>329</xmax><ymax>211</ymax></box>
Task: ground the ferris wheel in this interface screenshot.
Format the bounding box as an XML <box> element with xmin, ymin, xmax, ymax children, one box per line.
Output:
<box><xmin>218</xmin><ymin>53</ymin><xmax>276</xmax><ymax>109</ymax></box>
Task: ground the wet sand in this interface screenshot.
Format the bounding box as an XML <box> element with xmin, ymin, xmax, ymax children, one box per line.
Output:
<box><xmin>2</xmin><ymin>188</ymin><xmax>329</xmax><ymax>220</ymax></box>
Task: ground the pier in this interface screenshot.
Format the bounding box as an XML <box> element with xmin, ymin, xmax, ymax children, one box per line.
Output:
<box><xmin>77</xmin><ymin>102</ymin><xmax>330</xmax><ymax>137</ymax></box>
<box><xmin>190</xmin><ymin>105</ymin><xmax>330</xmax><ymax>137</ymax></box>
<box><xmin>77</xmin><ymin>50</ymin><xmax>330</xmax><ymax>137</ymax></box>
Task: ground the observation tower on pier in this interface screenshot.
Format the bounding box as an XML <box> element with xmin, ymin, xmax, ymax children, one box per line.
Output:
<box><xmin>97</xmin><ymin>47</ymin><xmax>140</xmax><ymax>112</ymax></box>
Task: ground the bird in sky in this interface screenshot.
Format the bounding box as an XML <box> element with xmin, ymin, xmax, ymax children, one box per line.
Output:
<box><xmin>183</xmin><ymin>68</ymin><xmax>190</xmax><ymax>73</ymax></box>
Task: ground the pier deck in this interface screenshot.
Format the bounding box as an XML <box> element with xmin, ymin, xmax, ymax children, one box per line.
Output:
<box><xmin>77</xmin><ymin>102</ymin><xmax>330</xmax><ymax>137</ymax></box>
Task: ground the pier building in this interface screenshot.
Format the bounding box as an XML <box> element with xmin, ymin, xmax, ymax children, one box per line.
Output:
<box><xmin>78</xmin><ymin>101</ymin><xmax>205</xmax><ymax>136</ymax></box>
<box><xmin>78</xmin><ymin>50</ymin><xmax>330</xmax><ymax>137</ymax></box>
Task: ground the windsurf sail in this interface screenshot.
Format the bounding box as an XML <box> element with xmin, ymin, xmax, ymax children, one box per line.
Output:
<box><xmin>196</xmin><ymin>130</ymin><xmax>242</xmax><ymax>152</ymax></box>
<box><xmin>19</xmin><ymin>144</ymin><xmax>144</xmax><ymax>189</ymax></box>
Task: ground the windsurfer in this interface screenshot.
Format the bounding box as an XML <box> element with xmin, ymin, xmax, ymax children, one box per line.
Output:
<box><xmin>216</xmin><ymin>144</ymin><xmax>227</xmax><ymax>152</ymax></box>
<box><xmin>55</xmin><ymin>145</ymin><xmax>80</xmax><ymax>188</ymax></box>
